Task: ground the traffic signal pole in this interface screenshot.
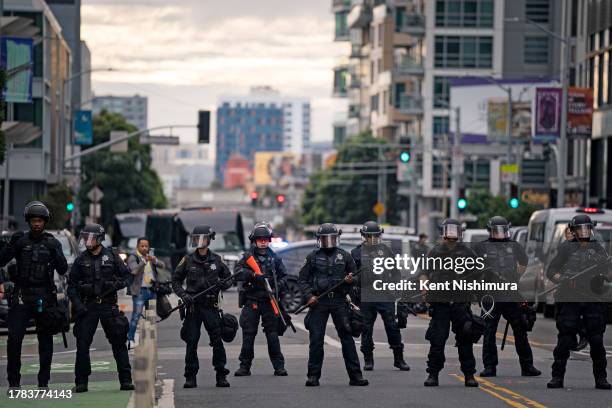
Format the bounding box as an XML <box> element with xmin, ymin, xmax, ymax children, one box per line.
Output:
<box><xmin>450</xmin><ymin>106</ymin><xmax>461</xmax><ymax>220</ymax></box>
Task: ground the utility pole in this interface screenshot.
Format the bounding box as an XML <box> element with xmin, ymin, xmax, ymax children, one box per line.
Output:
<box><xmin>506</xmin><ymin>88</ymin><xmax>513</xmax><ymax>197</ymax></box>
<box><xmin>557</xmin><ymin>0</ymin><xmax>570</xmax><ymax>208</ymax></box>
<box><xmin>450</xmin><ymin>107</ymin><xmax>461</xmax><ymax>219</ymax></box>
<box><xmin>376</xmin><ymin>144</ymin><xmax>386</xmax><ymax>224</ymax></box>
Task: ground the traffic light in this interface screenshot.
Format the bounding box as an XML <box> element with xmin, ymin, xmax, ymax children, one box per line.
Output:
<box><xmin>276</xmin><ymin>194</ymin><xmax>285</xmax><ymax>207</ymax></box>
<box><xmin>509</xmin><ymin>183</ymin><xmax>520</xmax><ymax>209</ymax></box>
<box><xmin>66</xmin><ymin>201</ymin><xmax>75</xmax><ymax>212</ymax></box>
<box><xmin>250</xmin><ymin>191</ymin><xmax>258</xmax><ymax>207</ymax></box>
<box><xmin>399</xmin><ymin>151</ymin><xmax>411</xmax><ymax>163</ymax></box>
<box><xmin>457</xmin><ymin>188</ymin><xmax>467</xmax><ymax>212</ymax></box>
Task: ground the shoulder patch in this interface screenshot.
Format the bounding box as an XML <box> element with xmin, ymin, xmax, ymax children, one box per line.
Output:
<box><xmin>177</xmin><ymin>256</ymin><xmax>186</xmax><ymax>267</ymax></box>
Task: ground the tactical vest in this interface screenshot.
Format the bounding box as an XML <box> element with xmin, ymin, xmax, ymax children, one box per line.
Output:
<box><xmin>14</xmin><ymin>235</ymin><xmax>55</xmax><ymax>289</ymax></box>
<box><xmin>78</xmin><ymin>249</ymin><xmax>118</xmax><ymax>296</ymax></box>
<box><xmin>559</xmin><ymin>242</ymin><xmax>605</xmax><ymax>295</ymax></box>
<box><xmin>184</xmin><ymin>253</ymin><xmax>220</xmax><ymax>294</ymax></box>
<box><xmin>311</xmin><ymin>249</ymin><xmax>347</xmax><ymax>294</ymax></box>
<box><xmin>482</xmin><ymin>241</ymin><xmax>519</xmax><ymax>283</ymax></box>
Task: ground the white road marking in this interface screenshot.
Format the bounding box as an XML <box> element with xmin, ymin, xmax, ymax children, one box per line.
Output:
<box><xmin>158</xmin><ymin>379</ymin><xmax>175</xmax><ymax>408</ymax></box>
<box><xmin>292</xmin><ymin>321</ymin><xmax>342</xmax><ymax>349</ymax></box>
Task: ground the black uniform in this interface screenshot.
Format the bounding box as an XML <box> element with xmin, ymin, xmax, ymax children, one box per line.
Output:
<box><xmin>67</xmin><ymin>246</ymin><xmax>132</xmax><ymax>387</ymax></box>
<box><xmin>0</xmin><ymin>230</ymin><xmax>68</xmax><ymax>387</ymax></box>
<box><xmin>546</xmin><ymin>239</ymin><xmax>609</xmax><ymax>382</ymax></box>
<box><xmin>298</xmin><ymin>247</ymin><xmax>363</xmax><ymax>381</ymax></box>
<box><xmin>424</xmin><ymin>242</ymin><xmax>477</xmax><ymax>377</ymax></box>
<box><xmin>351</xmin><ymin>243</ymin><xmax>403</xmax><ymax>355</ymax></box>
<box><xmin>235</xmin><ymin>247</ymin><xmax>287</xmax><ymax>372</ymax></box>
<box><xmin>172</xmin><ymin>250</ymin><xmax>233</xmax><ymax>380</ymax></box>
<box><xmin>475</xmin><ymin>239</ymin><xmax>535</xmax><ymax>372</ymax></box>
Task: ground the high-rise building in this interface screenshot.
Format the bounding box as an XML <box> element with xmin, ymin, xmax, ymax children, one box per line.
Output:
<box><xmin>215</xmin><ymin>87</ymin><xmax>311</xmax><ymax>186</ymax></box>
<box><xmin>0</xmin><ymin>0</ymin><xmax>72</xmax><ymax>228</ymax></box>
<box><xmin>92</xmin><ymin>95</ymin><xmax>148</xmax><ymax>130</ymax></box>
<box><xmin>333</xmin><ymin>0</ymin><xmax>562</xmax><ymax>234</ymax></box>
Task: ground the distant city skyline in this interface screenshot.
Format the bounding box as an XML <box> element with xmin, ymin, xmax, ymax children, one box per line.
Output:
<box><xmin>82</xmin><ymin>0</ymin><xmax>348</xmax><ymax>144</ymax></box>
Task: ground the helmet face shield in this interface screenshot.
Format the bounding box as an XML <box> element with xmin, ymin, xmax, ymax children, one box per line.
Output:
<box><xmin>319</xmin><ymin>234</ymin><xmax>339</xmax><ymax>249</ymax></box>
<box><xmin>490</xmin><ymin>225</ymin><xmax>509</xmax><ymax>240</ymax></box>
<box><xmin>443</xmin><ymin>224</ymin><xmax>461</xmax><ymax>240</ymax></box>
<box><xmin>574</xmin><ymin>225</ymin><xmax>592</xmax><ymax>240</ymax></box>
<box><xmin>79</xmin><ymin>232</ymin><xmax>100</xmax><ymax>249</ymax></box>
<box><xmin>363</xmin><ymin>234</ymin><xmax>382</xmax><ymax>245</ymax></box>
<box><xmin>189</xmin><ymin>234</ymin><xmax>211</xmax><ymax>249</ymax></box>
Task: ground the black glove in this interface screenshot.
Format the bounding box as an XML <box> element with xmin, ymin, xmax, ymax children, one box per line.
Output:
<box><xmin>180</xmin><ymin>293</ymin><xmax>194</xmax><ymax>306</ymax></box>
<box><xmin>254</xmin><ymin>274</ymin><xmax>266</xmax><ymax>285</ymax></box>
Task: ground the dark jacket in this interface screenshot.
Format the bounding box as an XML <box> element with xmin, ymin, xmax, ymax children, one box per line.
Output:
<box><xmin>127</xmin><ymin>252</ymin><xmax>166</xmax><ymax>296</ymax></box>
<box><xmin>298</xmin><ymin>247</ymin><xmax>357</xmax><ymax>301</ymax></box>
<box><xmin>172</xmin><ymin>249</ymin><xmax>232</xmax><ymax>302</ymax></box>
<box><xmin>235</xmin><ymin>246</ymin><xmax>287</xmax><ymax>300</ymax></box>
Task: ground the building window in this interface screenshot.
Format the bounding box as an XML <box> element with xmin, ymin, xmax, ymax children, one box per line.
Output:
<box><xmin>335</xmin><ymin>11</ymin><xmax>349</xmax><ymax>39</ymax></box>
<box><xmin>433</xmin><ymin>116</ymin><xmax>449</xmax><ymax>135</ymax></box>
<box><xmin>524</xmin><ymin>36</ymin><xmax>549</xmax><ymax>64</ymax></box>
<box><xmin>435</xmin><ymin>0</ymin><xmax>494</xmax><ymax>28</ymax></box>
<box><xmin>525</xmin><ymin>0</ymin><xmax>549</xmax><ymax>24</ymax></box>
<box><xmin>432</xmin><ymin>163</ymin><xmax>451</xmax><ymax>189</ymax></box>
<box><xmin>433</xmin><ymin>76</ymin><xmax>452</xmax><ymax>108</ymax></box>
<box><xmin>378</xmin><ymin>24</ymin><xmax>383</xmax><ymax>47</ymax></box>
<box><xmin>464</xmin><ymin>160</ymin><xmax>490</xmax><ymax>187</ymax></box>
<box><xmin>371</xmin><ymin>94</ymin><xmax>379</xmax><ymax>113</ymax></box>
<box><xmin>434</xmin><ymin>36</ymin><xmax>493</xmax><ymax>68</ymax></box>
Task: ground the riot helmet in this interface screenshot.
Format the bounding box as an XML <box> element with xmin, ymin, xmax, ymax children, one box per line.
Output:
<box><xmin>486</xmin><ymin>216</ymin><xmax>510</xmax><ymax>240</ymax></box>
<box><xmin>189</xmin><ymin>225</ymin><xmax>216</xmax><ymax>250</ymax></box>
<box><xmin>440</xmin><ymin>218</ymin><xmax>462</xmax><ymax>241</ymax></box>
<box><xmin>360</xmin><ymin>220</ymin><xmax>383</xmax><ymax>245</ymax></box>
<box><xmin>569</xmin><ymin>214</ymin><xmax>595</xmax><ymax>241</ymax></box>
<box><xmin>79</xmin><ymin>224</ymin><xmax>105</xmax><ymax>250</ymax></box>
<box><xmin>316</xmin><ymin>223</ymin><xmax>341</xmax><ymax>249</ymax></box>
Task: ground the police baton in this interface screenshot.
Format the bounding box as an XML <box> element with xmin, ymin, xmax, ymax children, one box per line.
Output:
<box><xmin>293</xmin><ymin>269</ymin><xmax>363</xmax><ymax>315</ymax></box>
<box><xmin>537</xmin><ymin>257</ymin><xmax>612</xmax><ymax>299</ymax></box>
<box><xmin>500</xmin><ymin>320</ymin><xmax>510</xmax><ymax>350</ymax></box>
<box><xmin>156</xmin><ymin>274</ymin><xmax>236</xmax><ymax>323</ymax></box>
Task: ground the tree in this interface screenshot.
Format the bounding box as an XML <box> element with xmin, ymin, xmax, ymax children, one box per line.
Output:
<box><xmin>78</xmin><ymin>110</ymin><xmax>167</xmax><ymax>228</ymax></box>
<box><xmin>40</xmin><ymin>182</ymin><xmax>73</xmax><ymax>229</ymax></box>
<box><xmin>0</xmin><ymin>68</ymin><xmax>6</xmax><ymax>164</ymax></box>
<box><xmin>301</xmin><ymin>132</ymin><xmax>401</xmax><ymax>225</ymax></box>
<box><xmin>466</xmin><ymin>189</ymin><xmax>541</xmax><ymax>227</ymax></box>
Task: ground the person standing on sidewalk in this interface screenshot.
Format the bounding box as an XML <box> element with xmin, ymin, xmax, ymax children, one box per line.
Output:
<box><xmin>126</xmin><ymin>237</ymin><xmax>165</xmax><ymax>348</ymax></box>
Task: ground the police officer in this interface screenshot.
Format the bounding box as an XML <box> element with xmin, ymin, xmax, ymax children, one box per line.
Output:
<box><xmin>0</xmin><ymin>201</ymin><xmax>68</xmax><ymax>390</ymax></box>
<box><xmin>172</xmin><ymin>225</ymin><xmax>233</xmax><ymax>388</ymax></box>
<box><xmin>546</xmin><ymin>214</ymin><xmax>612</xmax><ymax>390</ymax></box>
<box><xmin>298</xmin><ymin>223</ymin><xmax>368</xmax><ymax>387</ymax></box>
<box><xmin>422</xmin><ymin>219</ymin><xmax>479</xmax><ymax>388</ymax></box>
<box><xmin>476</xmin><ymin>216</ymin><xmax>541</xmax><ymax>378</ymax></box>
<box><xmin>351</xmin><ymin>221</ymin><xmax>409</xmax><ymax>372</ymax></box>
<box><xmin>67</xmin><ymin>224</ymin><xmax>133</xmax><ymax>393</ymax></box>
<box><xmin>234</xmin><ymin>222</ymin><xmax>288</xmax><ymax>377</ymax></box>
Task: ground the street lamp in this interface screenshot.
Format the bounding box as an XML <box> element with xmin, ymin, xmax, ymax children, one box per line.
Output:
<box><xmin>505</xmin><ymin>11</ymin><xmax>571</xmax><ymax>208</ymax></box>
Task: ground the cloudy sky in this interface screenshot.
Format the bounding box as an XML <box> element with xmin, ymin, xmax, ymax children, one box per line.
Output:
<box><xmin>82</xmin><ymin>0</ymin><xmax>348</xmax><ymax>145</ymax></box>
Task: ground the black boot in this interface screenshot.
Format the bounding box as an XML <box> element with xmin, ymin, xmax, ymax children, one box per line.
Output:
<box><xmin>479</xmin><ymin>367</ymin><xmax>496</xmax><ymax>377</ymax></box>
<box><xmin>234</xmin><ymin>367</ymin><xmax>251</xmax><ymax>377</ymax></box>
<box><xmin>274</xmin><ymin>368</ymin><xmax>288</xmax><ymax>376</ymax></box>
<box><xmin>595</xmin><ymin>378</ymin><xmax>612</xmax><ymax>390</ymax></box>
<box><xmin>424</xmin><ymin>373</ymin><xmax>439</xmax><ymax>387</ymax></box>
<box><xmin>363</xmin><ymin>352</ymin><xmax>374</xmax><ymax>371</ymax></box>
<box><xmin>547</xmin><ymin>377</ymin><xmax>564</xmax><ymax>389</ymax></box>
<box><xmin>216</xmin><ymin>371</ymin><xmax>230</xmax><ymax>387</ymax></box>
<box><xmin>521</xmin><ymin>365</ymin><xmax>542</xmax><ymax>377</ymax></box>
<box><xmin>72</xmin><ymin>384</ymin><xmax>88</xmax><ymax>393</ymax></box>
<box><xmin>349</xmin><ymin>376</ymin><xmax>369</xmax><ymax>386</ymax></box>
<box><xmin>183</xmin><ymin>377</ymin><xmax>197</xmax><ymax>388</ymax></box>
<box><xmin>120</xmin><ymin>382</ymin><xmax>135</xmax><ymax>391</ymax></box>
<box><xmin>305</xmin><ymin>376</ymin><xmax>320</xmax><ymax>387</ymax></box>
<box><xmin>464</xmin><ymin>375</ymin><xmax>479</xmax><ymax>387</ymax></box>
<box><xmin>393</xmin><ymin>349</ymin><xmax>410</xmax><ymax>371</ymax></box>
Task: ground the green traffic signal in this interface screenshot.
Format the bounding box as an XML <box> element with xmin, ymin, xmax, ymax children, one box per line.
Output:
<box><xmin>66</xmin><ymin>202</ymin><xmax>75</xmax><ymax>212</ymax></box>
<box><xmin>509</xmin><ymin>198</ymin><xmax>520</xmax><ymax>209</ymax></box>
<box><xmin>457</xmin><ymin>198</ymin><xmax>468</xmax><ymax>210</ymax></box>
<box><xmin>399</xmin><ymin>151</ymin><xmax>411</xmax><ymax>163</ymax></box>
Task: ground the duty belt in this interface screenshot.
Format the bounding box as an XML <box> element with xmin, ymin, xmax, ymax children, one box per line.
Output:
<box><xmin>82</xmin><ymin>295</ymin><xmax>117</xmax><ymax>305</ymax></box>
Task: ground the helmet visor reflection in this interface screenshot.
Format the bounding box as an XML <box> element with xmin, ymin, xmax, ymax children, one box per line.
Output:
<box><xmin>491</xmin><ymin>225</ymin><xmax>509</xmax><ymax>239</ymax></box>
<box><xmin>79</xmin><ymin>232</ymin><xmax>99</xmax><ymax>247</ymax></box>
<box><xmin>363</xmin><ymin>234</ymin><xmax>382</xmax><ymax>245</ymax></box>
<box><xmin>443</xmin><ymin>224</ymin><xmax>460</xmax><ymax>240</ymax></box>
<box><xmin>319</xmin><ymin>235</ymin><xmax>339</xmax><ymax>248</ymax></box>
<box><xmin>189</xmin><ymin>234</ymin><xmax>210</xmax><ymax>249</ymax></box>
<box><xmin>574</xmin><ymin>225</ymin><xmax>592</xmax><ymax>239</ymax></box>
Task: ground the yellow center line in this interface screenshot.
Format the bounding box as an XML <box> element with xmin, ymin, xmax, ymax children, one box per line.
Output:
<box><xmin>495</xmin><ymin>330</ymin><xmax>545</xmax><ymax>348</ymax></box>
<box><xmin>450</xmin><ymin>374</ymin><xmax>548</xmax><ymax>408</ymax></box>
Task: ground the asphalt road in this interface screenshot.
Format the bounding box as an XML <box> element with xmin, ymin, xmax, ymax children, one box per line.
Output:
<box><xmin>1</xmin><ymin>289</ymin><xmax>612</xmax><ymax>407</ymax></box>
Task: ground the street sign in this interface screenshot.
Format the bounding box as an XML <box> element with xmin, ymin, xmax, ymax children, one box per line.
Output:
<box><xmin>87</xmin><ymin>186</ymin><xmax>104</xmax><ymax>203</ymax></box>
<box><xmin>373</xmin><ymin>202</ymin><xmax>385</xmax><ymax>216</ymax></box>
<box><xmin>74</xmin><ymin>110</ymin><xmax>93</xmax><ymax>145</ymax></box>
<box><xmin>110</xmin><ymin>131</ymin><xmax>129</xmax><ymax>153</ymax></box>
<box><xmin>139</xmin><ymin>135</ymin><xmax>180</xmax><ymax>145</ymax></box>
<box><xmin>501</xmin><ymin>163</ymin><xmax>518</xmax><ymax>183</ymax></box>
<box><xmin>89</xmin><ymin>203</ymin><xmax>101</xmax><ymax>218</ymax></box>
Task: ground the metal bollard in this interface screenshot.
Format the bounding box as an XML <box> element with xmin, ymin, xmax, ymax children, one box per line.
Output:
<box><xmin>134</xmin><ymin>329</ymin><xmax>153</xmax><ymax>408</ymax></box>
<box><xmin>145</xmin><ymin>300</ymin><xmax>160</xmax><ymax>386</ymax></box>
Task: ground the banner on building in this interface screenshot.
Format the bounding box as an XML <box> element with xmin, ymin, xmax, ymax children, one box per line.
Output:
<box><xmin>487</xmin><ymin>100</ymin><xmax>532</xmax><ymax>140</ymax></box>
<box><xmin>512</xmin><ymin>101</ymin><xmax>532</xmax><ymax>139</ymax></box>
<box><xmin>254</xmin><ymin>152</ymin><xmax>307</xmax><ymax>187</ymax></box>
<box><xmin>534</xmin><ymin>87</ymin><xmax>562</xmax><ymax>139</ymax></box>
<box><xmin>567</xmin><ymin>87</ymin><xmax>593</xmax><ymax>137</ymax></box>
<box><xmin>1</xmin><ymin>37</ymin><xmax>34</xmax><ymax>103</ymax></box>
<box><xmin>74</xmin><ymin>110</ymin><xmax>93</xmax><ymax>145</ymax></box>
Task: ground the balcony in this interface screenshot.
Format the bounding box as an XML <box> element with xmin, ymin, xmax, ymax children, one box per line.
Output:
<box><xmin>396</xmin><ymin>13</ymin><xmax>425</xmax><ymax>36</ymax></box>
<box><xmin>397</xmin><ymin>94</ymin><xmax>423</xmax><ymax>115</ymax></box>
<box><xmin>348</xmin><ymin>104</ymin><xmax>361</xmax><ymax>118</ymax></box>
<box><xmin>333</xmin><ymin>66</ymin><xmax>349</xmax><ymax>97</ymax></box>
<box><xmin>348</xmin><ymin>1</ymin><xmax>372</xmax><ymax>29</ymax></box>
<box><xmin>394</xmin><ymin>55</ymin><xmax>424</xmax><ymax>77</ymax></box>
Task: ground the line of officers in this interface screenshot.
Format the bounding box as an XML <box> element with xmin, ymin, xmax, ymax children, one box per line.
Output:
<box><xmin>0</xmin><ymin>201</ymin><xmax>610</xmax><ymax>393</ymax></box>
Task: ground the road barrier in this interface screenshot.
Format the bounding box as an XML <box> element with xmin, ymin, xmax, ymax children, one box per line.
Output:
<box><xmin>134</xmin><ymin>300</ymin><xmax>159</xmax><ymax>407</ymax></box>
